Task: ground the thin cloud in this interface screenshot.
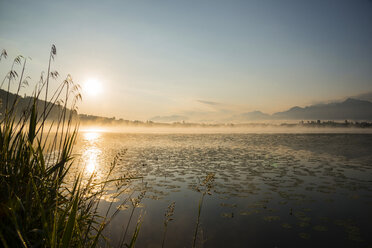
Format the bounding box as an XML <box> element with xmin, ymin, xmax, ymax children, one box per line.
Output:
<box><xmin>197</xmin><ymin>100</ymin><xmax>221</xmax><ymax>106</ymax></box>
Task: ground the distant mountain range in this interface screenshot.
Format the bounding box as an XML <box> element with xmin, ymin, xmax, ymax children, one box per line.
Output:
<box><xmin>2</xmin><ymin>88</ymin><xmax>372</xmax><ymax>123</ymax></box>
<box><xmin>238</xmin><ymin>98</ymin><xmax>372</xmax><ymax>121</ymax></box>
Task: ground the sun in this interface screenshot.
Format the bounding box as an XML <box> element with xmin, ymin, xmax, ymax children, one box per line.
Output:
<box><xmin>83</xmin><ymin>78</ymin><xmax>103</xmax><ymax>96</ymax></box>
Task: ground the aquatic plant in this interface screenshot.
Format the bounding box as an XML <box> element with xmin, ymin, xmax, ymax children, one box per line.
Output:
<box><xmin>192</xmin><ymin>173</ymin><xmax>215</xmax><ymax>248</ymax></box>
<box><xmin>118</xmin><ymin>191</ymin><xmax>146</xmax><ymax>248</ymax></box>
<box><xmin>0</xmin><ymin>46</ymin><xmax>137</xmax><ymax>247</ymax></box>
<box><xmin>161</xmin><ymin>201</ymin><xmax>175</xmax><ymax>248</ymax></box>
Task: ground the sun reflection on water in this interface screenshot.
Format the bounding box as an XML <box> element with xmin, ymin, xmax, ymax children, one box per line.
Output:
<box><xmin>81</xmin><ymin>131</ymin><xmax>102</xmax><ymax>177</ymax></box>
<box><xmin>84</xmin><ymin>147</ymin><xmax>101</xmax><ymax>174</ymax></box>
<box><xmin>84</xmin><ymin>131</ymin><xmax>101</xmax><ymax>142</ymax></box>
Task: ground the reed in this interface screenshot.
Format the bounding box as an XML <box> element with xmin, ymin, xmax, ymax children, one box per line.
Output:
<box><xmin>0</xmin><ymin>46</ymin><xmax>138</xmax><ymax>248</ymax></box>
<box><xmin>161</xmin><ymin>202</ymin><xmax>175</xmax><ymax>248</ymax></box>
<box><xmin>118</xmin><ymin>191</ymin><xmax>146</xmax><ymax>248</ymax></box>
<box><xmin>192</xmin><ymin>173</ymin><xmax>214</xmax><ymax>248</ymax></box>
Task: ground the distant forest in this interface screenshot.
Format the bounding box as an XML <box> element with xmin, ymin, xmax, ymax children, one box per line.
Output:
<box><xmin>0</xmin><ymin>89</ymin><xmax>76</xmax><ymax>120</ymax></box>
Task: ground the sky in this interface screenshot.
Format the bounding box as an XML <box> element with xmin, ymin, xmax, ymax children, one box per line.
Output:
<box><xmin>1</xmin><ymin>0</ymin><xmax>372</xmax><ymax>122</ymax></box>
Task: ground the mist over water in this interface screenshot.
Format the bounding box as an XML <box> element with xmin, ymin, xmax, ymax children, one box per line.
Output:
<box><xmin>79</xmin><ymin>125</ymin><xmax>372</xmax><ymax>134</ymax></box>
<box><xmin>70</xmin><ymin>131</ymin><xmax>372</xmax><ymax>247</ymax></box>
<box><xmin>2</xmin><ymin>0</ymin><xmax>372</xmax><ymax>246</ymax></box>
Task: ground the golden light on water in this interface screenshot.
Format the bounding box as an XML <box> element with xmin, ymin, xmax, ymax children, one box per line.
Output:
<box><xmin>84</xmin><ymin>131</ymin><xmax>100</xmax><ymax>141</ymax></box>
<box><xmin>81</xmin><ymin>131</ymin><xmax>102</xmax><ymax>176</ymax></box>
<box><xmin>84</xmin><ymin>147</ymin><xmax>101</xmax><ymax>174</ymax></box>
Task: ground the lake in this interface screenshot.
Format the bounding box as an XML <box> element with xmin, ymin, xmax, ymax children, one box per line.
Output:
<box><xmin>72</xmin><ymin>132</ymin><xmax>372</xmax><ymax>248</ymax></box>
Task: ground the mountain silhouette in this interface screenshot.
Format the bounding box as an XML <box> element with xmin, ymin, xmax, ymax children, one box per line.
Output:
<box><xmin>236</xmin><ymin>98</ymin><xmax>372</xmax><ymax>121</ymax></box>
<box><xmin>2</xmin><ymin>88</ymin><xmax>372</xmax><ymax>123</ymax></box>
<box><xmin>272</xmin><ymin>98</ymin><xmax>372</xmax><ymax>120</ymax></box>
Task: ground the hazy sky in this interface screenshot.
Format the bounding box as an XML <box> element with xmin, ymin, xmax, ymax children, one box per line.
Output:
<box><xmin>1</xmin><ymin>0</ymin><xmax>372</xmax><ymax>121</ymax></box>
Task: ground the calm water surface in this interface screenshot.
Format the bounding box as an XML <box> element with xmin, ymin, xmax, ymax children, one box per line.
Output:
<box><xmin>72</xmin><ymin>133</ymin><xmax>372</xmax><ymax>248</ymax></box>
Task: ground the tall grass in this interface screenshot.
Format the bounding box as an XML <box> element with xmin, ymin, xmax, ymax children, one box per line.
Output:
<box><xmin>192</xmin><ymin>173</ymin><xmax>214</xmax><ymax>248</ymax></box>
<box><xmin>161</xmin><ymin>202</ymin><xmax>175</xmax><ymax>248</ymax></box>
<box><xmin>0</xmin><ymin>46</ymin><xmax>139</xmax><ymax>248</ymax></box>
